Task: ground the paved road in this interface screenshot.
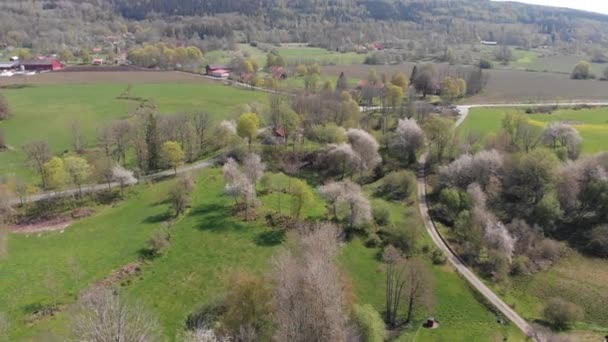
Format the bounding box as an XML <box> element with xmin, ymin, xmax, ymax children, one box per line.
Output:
<box><xmin>417</xmin><ymin>101</ymin><xmax>608</xmax><ymax>341</ymax></box>
<box><xmin>416</xmin><ymin>152</ymin><xmax>537</xmax><ymax>339</ymax></box>
<box><xmin>9</xmin><ymin>159</ymin><xmax>216</xmax><ymax>205</ymax></box>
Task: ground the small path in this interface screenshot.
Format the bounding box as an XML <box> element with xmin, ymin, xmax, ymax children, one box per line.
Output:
<box><xmin>9</xmin><ymin>158</ymin><xmax>217</xmax><ymax>205</ymax></box>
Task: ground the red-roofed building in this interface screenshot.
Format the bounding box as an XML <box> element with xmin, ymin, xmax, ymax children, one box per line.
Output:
<box><xmin>21</xmin><ymin>58</ymin><xmax>64</xmax><ymax>72</ymax></box>
<box><xmin>206</xmin><ymin>64</ymin><xmax>232</xmax><ymax>76</ymax></box>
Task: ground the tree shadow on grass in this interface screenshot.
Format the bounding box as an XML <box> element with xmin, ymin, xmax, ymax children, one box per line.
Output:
<box><xmin>143</xmin><ymin>211</ymin><xmax>173</xmax><ymax>224</ymax></box>
<box><xmin>190</xmin><ymin>204</ymin><xmax>253</xmax><ymax>233</ymax></box>
<box><xmin>255</xmin><ymin>230</ymin><xmax>286</xmax><ymax>246</ymax></box>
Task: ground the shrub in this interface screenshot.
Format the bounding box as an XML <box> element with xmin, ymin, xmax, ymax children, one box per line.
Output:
<box><xmin>372</xmin><ymin>204</ymin><xmax>391</xmax><ymax>226</ymax></box>
<box><xmin>377</xmin><ymin>171</ymin><xmax>416</xmax><ymax>200</ymax></box>
<box><xmin>571</xmin><ymin>60</ymin><xmax>594</xmax><ymax>80</ymax></box>
<box><xmin>0</xmin><ymin>129</ymin><xmax>5</xmax><ymax>149</ymax></box>
<box><xmin>380</xmin><ymin>224</ymin><xmax>417</xmax><ymax>255</ymax></box>
<box><xmin>353</xmin><ymin>304</ymin><xmax>385</xmax><ymax>342</ymax></box>
<box><xmin>0</xmin><ymin>94</ymin><xmax>9</xmax><ymax>120</ymax></box>
<box><xmin>586</xmin><ymin>225</ymin><xmax>608</xmax><ymax>258</ymax></box>
<box><xmin>307</xmin><ymin>124</ymin><xmax>347</xmax><ymax>144</ymax></box>
<box><xmin>479</xmin><ymin>58</ymin><xmax>493</xmax><ymax>69</ymax></box>
<box><xmin>365</xmin><ymin>233</ymin><xmax>382</xmax><ymax>248</ymax></box>
<box><xmin>146</xmin><ymin>228</ymin><xmax>171</xmax><ymax>257</ymax></box>
<box><xmin>543</xmin><ymin>298</ymin><xmax>584</xmax><ymax>329</ymax></box>
<box><xmin>431</xmin><ymin>248</ymin><xmax>447</xmax><ymax>265</ymax></box>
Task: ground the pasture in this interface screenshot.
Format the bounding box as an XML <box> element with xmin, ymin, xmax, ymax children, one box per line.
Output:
<box><xmin>0</xmin><ymin>74</ymin><xmax>267</xmax><ymax>182</ymax></box>
<box><xmin>458</xmin><ymin>106</ymin><xmax>608</xmax><ymax>154</ymax></box>
<box><xmin>204</xmin><ymin>44</ymin><xmax>367</xmax><ymax>67</ymax></box>
<box><xmin>0</xmin><ymin>165</ymin><xmax>529</xmax><ymax>340</ymax></box>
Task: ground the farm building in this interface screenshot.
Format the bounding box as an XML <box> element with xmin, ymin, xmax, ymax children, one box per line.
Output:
<box><xmin>0</xmin><ymin>61</ymin><xmax>19</xmax><ymax>71</ymax></box>
<box><xmin>92</xmin><ymin>58</ymin><xmax>104</xmax><ymax>65</ymax></box>
<box><xmin>481</xmin><ymin>40</ymin><xmax>498</xmax><ymax>46</ymax></box>
<box><xmin>270</xmin><ymin>66</ymin><xmax>287</xmax><ymax>79</ymax></box>
<box><xmin>206</xmin><ymin>64</ymin><xmax>232</xmax><ymax>77</ymax></box>
<box><xmin>21</xmin><ymin>58</ymin><xmax>64</xmax><ymax>71</ymax></box>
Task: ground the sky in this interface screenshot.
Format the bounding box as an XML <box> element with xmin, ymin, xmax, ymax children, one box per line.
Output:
<box><xmin>493</xmin><ymin>0</ymin><xmax>608</xmax><ymax>15</ymax></box>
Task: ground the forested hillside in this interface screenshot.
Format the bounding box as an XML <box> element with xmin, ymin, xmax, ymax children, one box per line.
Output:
<box><xmin>2</xmin><ymin>0</ymin><xmax>608</xmax><ymax>55</ymax></box>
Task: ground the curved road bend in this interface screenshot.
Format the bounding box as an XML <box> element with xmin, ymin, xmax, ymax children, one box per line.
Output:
<box><xmin>417</xmin><ymin>152</ymin><xmax>536</xmax><ymax>339</ymax></box>
<box><xmin>417</xmin><ymin>101</ymin><xmax>608</xmax><ymax>341</ymax></box>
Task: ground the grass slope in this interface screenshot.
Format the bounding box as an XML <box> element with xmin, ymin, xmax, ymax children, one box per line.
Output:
<box><xmin>0</xmin><ymin>182</ymin><xmax>173</xmax><ymax>340</ymax></box>
<box><xmin>340</xmin><ymin>186</ymin><xmax>525</xmax><ymax>341</ymax></box>
<box><xmin>0</xmin><ymin>83</ymin><xmax>266</xmax><ymax>181</ymax></box>
<box><xmin>124</xmin><ymin>168</ymin><xmax>282</xmax><ymax>340</ymax></box>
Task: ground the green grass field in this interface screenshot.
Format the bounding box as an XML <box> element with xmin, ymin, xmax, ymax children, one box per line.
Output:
<box><xmin>0</xmin><ymin>182</ymin><xmax>174</xmax><ymax>340</ymax></box>
<box><xmin>0</xmin><ymin>83</ymin><xmax>267</xmax><ymax>182</ymax></box>
<box><xmin>1</xmin><ymin>165</ymin><xmax>531</xmax><ymax>341</ymax></box>
<box><xmin>341</xmin><ymin>182</ymin><xmax>526</xmax><ymax>341</ymax></box>
<box><xmin>458</xmin><ymin>107</ymin><xmax>608</xmax><ymax>154</ymax></box>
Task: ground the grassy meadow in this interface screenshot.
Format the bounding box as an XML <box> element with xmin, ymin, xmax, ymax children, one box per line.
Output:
<box><xmin>0</xmin><ymin>81</ymin><xmax>267</xmax><ymax>182</ymax></box>
<box><xmin>458</xmin><ymin>106</ymin><xmax>608</xmax><ymax>154</ymax></box>
<box><xmin>0</xmin><ymin>165</ymin><xmax>529</xmax><ymax>341</ymax></box>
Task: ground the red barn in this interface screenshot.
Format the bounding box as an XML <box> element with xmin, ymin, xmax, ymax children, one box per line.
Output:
<box><xmin>21</xmin><ymin>58</ymin><xmax>64</xmax><ymax>72</ymax></box>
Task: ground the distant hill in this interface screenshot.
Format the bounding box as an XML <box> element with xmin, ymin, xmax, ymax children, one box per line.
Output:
<box><xmin>2</xmin><ymin>0</ymin><xmax>608</xmax><ymax>53</ymax></box>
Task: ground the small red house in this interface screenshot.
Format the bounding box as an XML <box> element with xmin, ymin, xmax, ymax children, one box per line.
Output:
<box><xmin>206</xmin><ymin>64</ymin><xmax>232</xmax><ymax>76</ymax></box>
<box><xmin>21</xmin><ymin>58</ymin><xmax>64</xmax><ymax>72</ymax></box>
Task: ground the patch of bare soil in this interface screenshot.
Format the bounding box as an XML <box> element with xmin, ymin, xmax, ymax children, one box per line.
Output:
<box><xmin>97</xmin><ymin>262</ymin><xmax>143</xmax><ymax>288</ymax></box>
<box><xmin>11</xmin><ymin>217</ymin><xmax>73</xmax><ymax>234</ymax></box>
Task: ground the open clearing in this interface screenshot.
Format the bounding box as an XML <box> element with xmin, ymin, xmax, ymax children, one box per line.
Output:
<box><xmin>0</xmin><ymin>75</ymin><xmax>267</xmax><ymax>182</ymax></box>
<box><xmin>458</xmin><ymin>106</ymin><xmax>608</xmax><ymax>154</ymax></box>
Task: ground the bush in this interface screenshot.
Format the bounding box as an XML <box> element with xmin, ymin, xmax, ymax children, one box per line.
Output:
<box><xmin>365</xmin><ymin>233</ymin><xmax>382</xmax><ymax>248</ymax></box>
<box><xmin>571</xmin><ymin>60</ymin><xmax>594</xmax><ymax>80</ymax></box>
<box><xmin>0</xmin><ymin>129</ymin><xmax>5</xmax><ymax>149</ymax></box>
<box><xmin>431</xmin><ymin>248</ymin><xmax>447</xmax><ymax>265</ymax></box>
<box><xmin>479</xmin><ymin>58</ymin><xmax>493</xmax><ymax>69</ymax></box>
<box><xmin>145</xmin><ymin>228</ymin><xmax>171</xmax><ymax>257</ymax></box>
<box><xmin>379</xmin><ymin>224</ymin><xmax>417</xmax><ymax>255</ymax></box>
<box><xmin>0</xmin><ymin>94</ymin><xmax>9</xmax><ymax>120</ymax></box>
<box><xmin>586</xmin><ymin>225</ymin><xmax>608</xmax><ymax>258</ymax></box>
<box><xmin>543</xmin><ymin>298</ymin><xmax>583</xmax><ymax>329</ymax></box>
<box><xmin>372</xmin><ymin>204</ymin><xmax>391</xmax><ymax>226</ymax></box>
<box><xmin>306</xmin><ymin>123</ymin><xmax>347</xmax><ymax>144</ymax></box>
<box><xmin>377</xmin><ymin>171</ymin><xmax>416</xmax><ymax>200</ymax></box>
<box><xmin>353</xmin><ymin>304</ymin><xmax>385</xmax><ymax>342</ymax></box>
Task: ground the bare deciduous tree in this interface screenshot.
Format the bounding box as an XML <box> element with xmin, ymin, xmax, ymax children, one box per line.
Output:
<box><xmin>192</xmin><ymin>112</ymin><xmax>210</xmax><ymax>152</ymax></box>
<box><xmin>22</xmin><ymin>140</ymin><xmax>51</xmax><ymax>188</ymax></box>
<box><xmin>72</xmin><ymin>288</ymin><xmax>159</xmax><ymax>342</ymax></box>
<box><xmin>71</xmin><ymin>120</ymin><xmax>86</xmax><ymax>153</ymax></box>
<box><xmin>271</xmin><ymin>223</ymin><xmax>350</xmax><ymax>342</ymax></box>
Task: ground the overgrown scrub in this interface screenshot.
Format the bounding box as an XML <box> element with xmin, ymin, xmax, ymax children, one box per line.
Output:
<box><xmin>376</xmin><ymin>171</ymin><xmax>416</xmax><ymax>201</ymax></box>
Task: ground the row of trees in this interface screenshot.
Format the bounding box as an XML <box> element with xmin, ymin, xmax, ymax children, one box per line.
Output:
<box><xmin>127</xmin><ymin>43</ymin><xmax>203</xmax><ymax>69</ymax></box>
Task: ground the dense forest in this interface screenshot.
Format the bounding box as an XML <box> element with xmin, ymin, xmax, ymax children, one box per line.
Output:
<box><xmin>2</xmin><ymin>0</ymin><xmax>608</xmax><ymax>54</ymax></box>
